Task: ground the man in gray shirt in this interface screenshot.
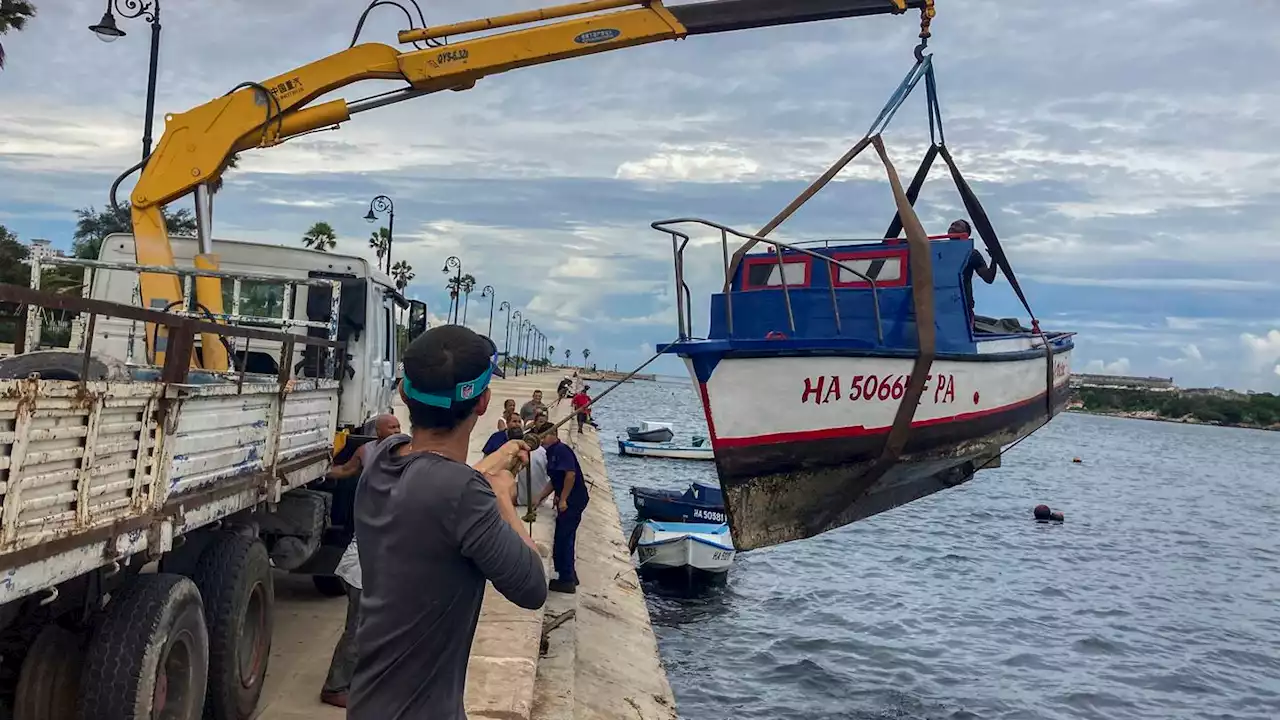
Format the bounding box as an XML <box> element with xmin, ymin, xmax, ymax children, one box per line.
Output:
<box><xmin>350</xmin><ymin>326</ymin><xmax>547</xmax><ymax>719</ymax></box>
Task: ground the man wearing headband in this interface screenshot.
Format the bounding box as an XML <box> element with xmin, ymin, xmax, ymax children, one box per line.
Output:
<box><xmin>348</xmin><ymin>325</ymin><xmax>546</xmax><ymax>720</ymax></box>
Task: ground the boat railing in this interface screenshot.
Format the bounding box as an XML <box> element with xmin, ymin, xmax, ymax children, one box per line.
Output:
<box><xmin>650</xmin><ymin>218</ymin><xmax>884</xmax><ymax>344</ymax></box>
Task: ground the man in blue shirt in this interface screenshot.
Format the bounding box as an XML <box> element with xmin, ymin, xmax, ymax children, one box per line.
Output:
<box><xmin>533</xmin><ymin>422</ymin><xmax>589</xmax><ymax>594</ymax></box>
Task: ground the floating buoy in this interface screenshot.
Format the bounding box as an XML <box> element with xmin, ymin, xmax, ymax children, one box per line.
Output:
<box><xmin>1034</xmin><ymin>505</ymin><xmax>1064</xmax><ymax>523</ymax></box>
<box><xmin>1072</xmin><ymin>457</ymin><xmax>1082</xmax><ymax>464</ymax></box>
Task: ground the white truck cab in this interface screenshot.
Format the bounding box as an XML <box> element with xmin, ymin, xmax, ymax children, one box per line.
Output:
<box><xmin>92</xmin><ymin>233</ymin><xmax>415</xmax><ymax>430</ymax></box>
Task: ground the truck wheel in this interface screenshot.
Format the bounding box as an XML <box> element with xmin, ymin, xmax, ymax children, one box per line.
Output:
<box><xmin>79</xmin><ymin>573</ymin><xmax>209</xmax><ymax>720</ymax></box>
<box><xmin>14</xmin><ymin>625</ymin><xmax>83</xmax><ymax>720</ymax></box>
<box><xmin>191</xmin><ymin>534</ymin><xmax>273</xmax><ymax>720</ymax></box>
<box><xmin>311</xmin><ymin>574</ymin><xmax>347</xmax><ymax>597</ymax></box>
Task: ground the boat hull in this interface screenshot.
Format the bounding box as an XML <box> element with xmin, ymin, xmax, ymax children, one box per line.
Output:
<box><xmin>627</xmin><ymin>427</ymin><xmax>676</xmax><ymax>443</ymax></box>
<box><xmin>635</xmin><ymin>522</ymin><xmax>736</xmax><ymax>573</ymax></box>
<box><xmin>617</xmin><ymin>438</ymin><xmax>715</xmax><ymax>461</ymax></box>
<box><xmin>685</xmin><ymin>347</ymin><xmax>1072</xmax><ymax>550</ymax></box>
<box><xmin>631</xmin><ymin>486</ymin><xmax>728</xmax><ymax>524</ymax></box>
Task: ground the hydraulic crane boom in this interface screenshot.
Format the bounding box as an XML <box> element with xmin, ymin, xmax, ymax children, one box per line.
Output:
<box><xmin>127</xmin><ymin>0</ymin><xmax>932</xmax><ymax>370</ymax></box>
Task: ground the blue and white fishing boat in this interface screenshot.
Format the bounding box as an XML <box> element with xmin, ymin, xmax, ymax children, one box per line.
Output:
<box><xmin>629</xmin><ymin>520</ymin><xmax>736</xmax><ymax>577</ymax></box>
<box><xmin>617</xmin><ymin>435</ymin><xmax>714</xmax><ymax>461</ymax></box>
<box><xmin>631</xmin><ymin>481</ymin><xmax>727</xmax><ymax>524</ymax></box>
<box><xmin>650</xmin><ymin>55</ymin><xmax>1074</xmax><ymax>551</ymax></box>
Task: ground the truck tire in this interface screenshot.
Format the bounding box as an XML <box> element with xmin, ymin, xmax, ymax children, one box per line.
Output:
<box><xmin>311</xmin><ymin>574</ymin><xmax>347</xmax><ymax>598</ymax></box>
<box><xmin>78</xmin><ymin>573</ymin><xmax>209</xmax><ymax>720</ymax></box>
<box><xmin>191</xmin><ymin>535</ymin><xmax>273</xmax><ymax>720</ymax></box>
<box><xmin>14</xmin><ymin>625</ymin><xmax>83</xmax><ymax>720</ymax></box>
<box><xmin>0</xmin><ymin>350</ymin><xmax>129</xmax><ymax>382</ymax></box>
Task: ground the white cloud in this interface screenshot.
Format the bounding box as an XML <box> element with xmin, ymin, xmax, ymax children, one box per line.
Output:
<box><xmin>1241</xmin><ymin>330</ymin><xmax>1280</xmax><ymax>370</ymax></box>
<box><xmin>616</xmin><ymin>144</ymin><xmax>761</xmax><ymax>182</ymax></box>
<box><xmin>1084</xmin><ymin>358</ymin><xmax>1131</xmax><ymax>375</ymax></box>
<box><xmin>1025</xmin><ymin>276</ymin><xmax>1272</xmax><ymax>292</ymax></box>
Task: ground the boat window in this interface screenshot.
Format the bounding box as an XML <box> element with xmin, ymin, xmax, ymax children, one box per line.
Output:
<box><xmin>742</xmin><ymin>256</ymin><xmax>811</xmax><ymax>290</ymax></box>
<box><xmin>830</xmin><ymin>250</ymin><xmax>908</xmax><ymax>288</ymax></box>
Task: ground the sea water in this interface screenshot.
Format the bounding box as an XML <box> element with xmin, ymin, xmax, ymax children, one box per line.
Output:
<box><xmin>592</xmin><ymin>378</ymin><xmax>1280</xmax><ymax>720</ymax></box>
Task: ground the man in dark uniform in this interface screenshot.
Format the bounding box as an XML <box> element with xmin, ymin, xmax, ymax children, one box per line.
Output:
<box><xmin>951</xmin><ymin>219</ymin><xmax>999</xmax><ymax>319</ymax></box>
<box><xmin>533</xmin><ymin>422</ymin><xmax>589</xmax><ymax>594</ymax></box>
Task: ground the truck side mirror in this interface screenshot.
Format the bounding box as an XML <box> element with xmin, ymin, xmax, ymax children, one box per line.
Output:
<box><xmin>408</xmin><ymin>300</ymin><xmax>428</xmax><ymax>342</ymax></box>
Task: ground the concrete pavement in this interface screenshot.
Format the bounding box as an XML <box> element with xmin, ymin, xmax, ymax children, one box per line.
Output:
<box><xmin>254</xmin><ymin>370</ymin><xmax>676</xmax><ymax>720</ymax></box>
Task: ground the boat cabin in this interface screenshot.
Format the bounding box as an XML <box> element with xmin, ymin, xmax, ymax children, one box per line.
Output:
<box><xmin>711</xmin><ymin>233</ymin><xmax>1020</xmax><ymax>354</ymax></box>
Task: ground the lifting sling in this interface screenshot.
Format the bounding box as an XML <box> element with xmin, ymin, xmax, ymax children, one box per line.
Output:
<box><xmin>722</xmin><ymin>51</ymin><xmax>1054</xmax><ymax>536</ymax></box>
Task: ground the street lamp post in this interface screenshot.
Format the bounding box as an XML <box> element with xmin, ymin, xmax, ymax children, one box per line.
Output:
<box><xmin>90</xmin><ymin>0</ymin><xmax>162</xmax><ymax>161</ymax></box>
<box><xmin>511</xmin><ymin>311</ymin><xmax>523</xmax><ymax>374</ymax></box>
<box><xmin>500</xmin><ymin>302</ymin><xmax>512</xmax><ymax>370</ymax></box>
<box><xmin>523</xmin><ymin>324</ymin><xmax>535</xmax><ymax>377</ymax></box>
<box><xmin>441</xmin><ymin>256</ymin><xmax>461</xmax><ymax>324</ymax></box>
<box><xmin>363</xmin><ymin>195</ymin><xmax>395</xmax><ymax>274</ymax></box>
<box><xmin>481</xmin><ymin>285</ymin><xmax>495</xmax><ymax>338</ymax></box>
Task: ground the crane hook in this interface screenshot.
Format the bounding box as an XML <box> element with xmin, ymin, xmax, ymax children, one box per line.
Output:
<box><xmin>914</xmin><ymin>0</ymin><xmax>935</xmax><ymax>63</ymax></box>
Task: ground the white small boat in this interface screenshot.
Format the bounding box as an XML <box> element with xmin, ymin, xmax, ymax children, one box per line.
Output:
<box><xmin>626</xmin><ymin>420</ymin><xmax>676</xmax><ymax>443</ymax></box>
<box><xmin>631</xmin><ymin>521</ymin><xmax>736</xmax><ymax>575</ymax></box>
<box><xmin>617</xmin><ymin>436</ymin><xmax>714</xmax><ymax>461</ymax></box>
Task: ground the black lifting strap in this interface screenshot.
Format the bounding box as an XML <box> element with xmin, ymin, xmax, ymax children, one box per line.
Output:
<box><xmin>936</xmin><ymin>144</ymin><xmax>1037</xmax><ymax>324</ymax></box>
<box><xmin>883</xmin><ymin>143</ymin><xmax>939</xmax><ymax>239</ymax></box>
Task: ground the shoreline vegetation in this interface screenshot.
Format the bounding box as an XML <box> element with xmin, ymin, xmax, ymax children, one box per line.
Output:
<box><xmin>1069</xmin><ymin>386</ymin><xmax>1280</xmax><ymax>432</ymax></box>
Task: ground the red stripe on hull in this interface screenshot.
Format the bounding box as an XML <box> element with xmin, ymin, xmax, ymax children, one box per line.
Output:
<box><xmin>703</xmin><ymin>385</ymin><xmax>1056</xmax><ymax>449</ymax></box>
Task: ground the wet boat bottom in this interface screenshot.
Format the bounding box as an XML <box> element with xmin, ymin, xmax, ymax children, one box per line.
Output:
<box><xmin>718</xmin><ymin>406</ymin><xmax>1058</xmax><ymax>551</ymax></box>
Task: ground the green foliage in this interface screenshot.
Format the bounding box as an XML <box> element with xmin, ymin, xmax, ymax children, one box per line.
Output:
<box><xmin>1074</xmin><ymin>387</ymin><xmax>1280</xmax><ymax>428</ymax></box>
<box><xmin>390</xmin><ymin>260</ymin><xmax>414</xmax><ymax>291</ymax></box>
<box><xmin>0</xmin><ymin>0</ymin><xmax>36</xmax><ymax>71</ymax></box>
<box><xmin>301</xmin><ymin>222</ymin><xmax>337</xmax><ymax>252</ymax></box>
<box><xmin>369</xmin><ymin>227</ymin><xmax>390</xmax><ymax>270</ymax></box>
<box><xmin>73</xmin><ymin>204</ymin><xmax>197</xmax><ymax>260</ymax></box>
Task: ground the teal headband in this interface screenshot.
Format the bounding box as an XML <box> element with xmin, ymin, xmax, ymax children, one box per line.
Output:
<box><xmin>402</xmin><ymin>349</ymin><xmax>498</xmax><ymax>408</ymax></box>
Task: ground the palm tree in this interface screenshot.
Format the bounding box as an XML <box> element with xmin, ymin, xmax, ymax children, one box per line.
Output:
<box><xmin>583</xmin><ymin>348</ymin><xmax>591</xmax><ymax>369</ymax></box>
<box><xmin>0</xmin><ymin>1</ymin><xmax>36</xmax><ymax>71</ymax></box>
<box><xmin>302</xmin><ymin>222</ymin><xmax>337</xmax><ymax>252</ymax></box>
<box><xmin>391</xmin><ymin>260</ymin><xmax>414</xmax><ymax>291</ymax></box>
<box><xmin>548</xmin><ymin>345</ymin><xmax>555</xmax><ymax>365</ymax></box>
<box><xmin>565</xmin><ymin>349</ymin><xmax>570</xmax><ymax>363</ymax></box>
<box><xmin>369</xmin><ymin>227</ymin><xmax>390</xmax><ymax>271</ymax></box>
<box><xmin>459</xmin><ymin>274</ymin><xmax>476</xmax><ymax>325</ymax></box>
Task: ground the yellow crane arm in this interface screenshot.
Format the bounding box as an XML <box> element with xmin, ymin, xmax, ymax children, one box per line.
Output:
<box><xmin>129</xmin><ymin>0</ymin><xmax>930</xmax><ymax>370</ymax></box>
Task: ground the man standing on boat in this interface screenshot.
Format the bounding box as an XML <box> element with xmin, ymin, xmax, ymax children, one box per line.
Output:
<box><xmin>952</xmin><ymin>219</ymin><xmax>999</xmax><ymax>320</ymax></box>
<box><xmin>533</xmin><ymin>421</ymin><xmax>589</xmax><ymax>594</ymax></box>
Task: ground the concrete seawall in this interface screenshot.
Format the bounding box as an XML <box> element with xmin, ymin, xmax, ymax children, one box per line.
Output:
<box><xmin>255</xmin><ymin>372</ymin><xmax>674</xmax><ymax>719</ymax></box>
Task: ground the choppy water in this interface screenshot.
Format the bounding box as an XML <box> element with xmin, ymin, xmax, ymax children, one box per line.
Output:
<box><xmin>587</xmin><ymin>378</ymin><xmax>1280</xmax><ymax>720</ymax></box>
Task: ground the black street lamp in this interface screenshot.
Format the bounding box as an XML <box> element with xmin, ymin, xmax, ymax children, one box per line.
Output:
<box><xmin>523</xmin><ymin>323</ymin><xmax>535</xmax><ymax>377</ymax></box>
<box><xmin>511</xmin><ymin>311</ymin><xmax>523</xmax><ymax>374</ymax></box>
<box><xmin>441</xmin><ymin>256</ymin><xmax>461</xmax><ymax>324</ymax></box>
<box><xmin>500</xmin><ymin>301</ymin><xmax>512</xmax><ymax>370</ymax></box>
<box><xmin>363</xmin><ymin>195</ymin><xmax>394</xmax><ymax>274</ymax></box>
<box><xmin>481</xmin><ymin>285</ymin><xmax>495</xmax><ymax>338</ymax></box>
<box><xmin>90</xmin><ymin>0</ymin><xmax>162</xmax><ymax>161</ymax></box>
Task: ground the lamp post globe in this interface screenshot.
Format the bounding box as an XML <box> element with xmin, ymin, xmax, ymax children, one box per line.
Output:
<box><xmin>89</xmin><ymin>0</ymin><xmax>161</xmax><ymax>159</ymax></box>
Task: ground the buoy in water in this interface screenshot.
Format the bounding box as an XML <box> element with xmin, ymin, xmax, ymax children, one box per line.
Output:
<box><xmin>1034</xmin><ymin>505</ymin><xmax>1064</xmax><ymax>523</ymax></box>
<box><xmin>1072</xmin><ymin>457</ymin><xmax>1082</xmax><ymax>464</ymax></box>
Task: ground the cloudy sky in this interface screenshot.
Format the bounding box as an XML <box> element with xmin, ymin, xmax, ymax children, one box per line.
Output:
<box><xmin>1</xmin><ymin>0</ymin><xmax>1278</xmax><ymax>389</ymax></box>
